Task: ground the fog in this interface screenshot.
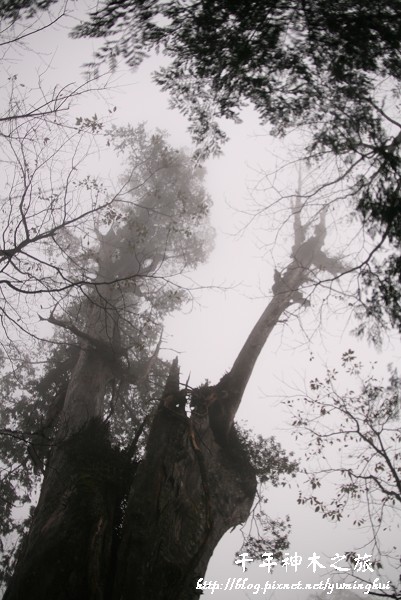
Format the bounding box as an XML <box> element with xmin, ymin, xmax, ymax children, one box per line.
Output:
<box><xmin>1</xmin><ymin>4</ymin><xmax>400</xmax><ymax>598</ymax></box>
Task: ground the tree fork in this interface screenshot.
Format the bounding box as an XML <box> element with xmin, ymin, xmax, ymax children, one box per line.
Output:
<box><xmin>113</xmin><ymin>209</ymin><xmax>338</xmax><ymax>599</ymax></box>
<box><xmin>5</xmin><ymin>207</ymin><xmax>335</xmax><ymax>600</ymax></box>
<box><xmin>112</xmin><ymin>278</ymin><xmax>305</xmax><ymax>599</ymax></box>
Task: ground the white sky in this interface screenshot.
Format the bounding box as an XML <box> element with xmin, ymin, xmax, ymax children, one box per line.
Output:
<box><xmin>2</xmin><ymin>3</ymin><xmax>400</xmax><ymax>599</ymax></box>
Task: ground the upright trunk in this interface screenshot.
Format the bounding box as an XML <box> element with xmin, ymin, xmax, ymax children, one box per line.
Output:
<box><xmin>4</xmin><ymin>296</ymin><xmax>122</xmax><ymax>600</ymax></box>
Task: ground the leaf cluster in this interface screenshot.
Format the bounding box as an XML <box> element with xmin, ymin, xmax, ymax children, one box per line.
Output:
<box><xmin>0</xmin><ymin>0</ymin><xmax>57</xmax><ymax>21</ymax></box>
<box><xmin>236</xmin><ymin>424</ymin><xmax>298</xmax><ymax>486</ymax></box>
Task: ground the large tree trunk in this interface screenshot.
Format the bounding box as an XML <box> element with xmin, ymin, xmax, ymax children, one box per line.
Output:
<box><xmin>113</xmin><ymin>361</ymin><xmax>256</xmax><ymax>600</ymax></box>
<box><xmin>4</xmin><ymin>417</ymin><xmax>128</xmax><ymax>600</ymax></box>
<box><xmin>5</xmin><ymin>214</ymin><xmax>330</xmax><ymax>599</ymax></box>
<box><xmin>4</xmin><ymin>295</ymin><xmax>123</xmax><ymax>600</ymax></box>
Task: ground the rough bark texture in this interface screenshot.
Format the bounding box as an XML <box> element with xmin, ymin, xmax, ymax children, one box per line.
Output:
<box><xmin>59</xmin><ymin>348</ymin><xmax>113</xmax><ymax>436</ymax></box>
<box><xmin>114</xmin><ymin>369</ymin><xmax>257</xmax><ymax>600</ymax></box>
<box><xmin>4</xmin><ymin>418</ymin><xmax>130</xmax><ymax>600</ymax></box>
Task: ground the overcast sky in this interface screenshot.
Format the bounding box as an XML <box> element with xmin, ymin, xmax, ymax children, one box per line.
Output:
<box><xmin>4</xmin><ymin>3</ymin><xmax>401</xmax><ymax>598</ymax></box>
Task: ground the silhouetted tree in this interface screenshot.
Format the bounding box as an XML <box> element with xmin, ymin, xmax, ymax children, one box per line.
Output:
<box><xmin>3</xmin><ymin>198</ymin><xmax>340</xmax><ymax>600</ymax></box>
<box><xmin>287</xmin><ymin>351</ymin><xmax>401</xmax><ymax>599</ymax></box>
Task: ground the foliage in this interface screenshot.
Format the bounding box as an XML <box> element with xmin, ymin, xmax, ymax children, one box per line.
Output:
<box><xmin>236</xmin><ymin>425</ymin><xmax>298</xmax><ymax>563</ymax></box>
<box><xmin>0</xmin><ymin>65</ymin><xmax>213</xmax><ymax>347</ymax></box>
<box><xmin>50</xmin><ymin>123</ymin><xmax>215</xmax><ymax>363</ymax></box>
<box><xmin>72</xmin><ymin>0</ymin><xmax>401</xmax><ymax>333</ymax></box>
<box><xmin>236</xmin><ymin>425</ymin><xmax>298</xmax><ymax>487</ymax></box>
<box><xmin>71</xmin><ymin>0</ymin><xmax>401</xmax><ymax>174</ymax></box>
<box><xmin>0</xmin><ymin>0</ymin><xmax>58</xmax><ymax>21</ymax></box>
<box><xmin>286</xmin><ymin>350</ymin><xmax>401</xmax><ymax>597</ymax></box>
<box><xmin>73</xmin><ymin>1</ymin><xmax>401</xmax><ymax>151</ymax></box>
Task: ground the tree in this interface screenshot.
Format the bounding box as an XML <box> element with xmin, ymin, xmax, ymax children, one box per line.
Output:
<box><xmin>0</xmin><ymin>67</ymin><xmax>209</xmax><ymax>346</ymax></box>
<box><xmin>2</xmin><ymin>194</ymin><xmax>343</xmax><ymax>600</ymax></box>
<box><xmin>0</xmin><ymin>120</ymin><xmax>215</xmax><ymax>580</ymax></box>
<box><xmin>72</xmin><ymin>0</ymin><xmax>401</xmax><ymax>332</ymax></box>
<box><xmin>0</xmin><ymin>120</ymin><xmax>212</xmax><ymax>588</ymax></box>
<box><xmin>287</xmin><ymin>350</ymin><xmax>401</xmax><ymax>599</ymax></box>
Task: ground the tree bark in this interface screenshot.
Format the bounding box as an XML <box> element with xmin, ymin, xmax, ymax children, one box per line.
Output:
<box><xmin>4</xmin><ymin>418</ymin><xmax>129</xmax><ymax>600</ymax></box>
<box><xmin>113</xmin><ymin>367</ymin><xmax>256</xmax><ymax>600</ymax></box>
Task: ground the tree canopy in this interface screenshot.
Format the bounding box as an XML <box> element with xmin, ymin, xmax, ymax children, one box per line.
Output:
<box><xmin>73</xmin><ymin>1</ymin><xmax>400</xmax><ymax>146</ymax></box>
<box><xmin>3</xmin><ymin>1</ymin><xmax>401</xmax><ymax>332</ymax></box>
<box><xmin>72</xmin><ymin>0</ymin><xmax>401</xmax><ymax>333</ymax></box>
